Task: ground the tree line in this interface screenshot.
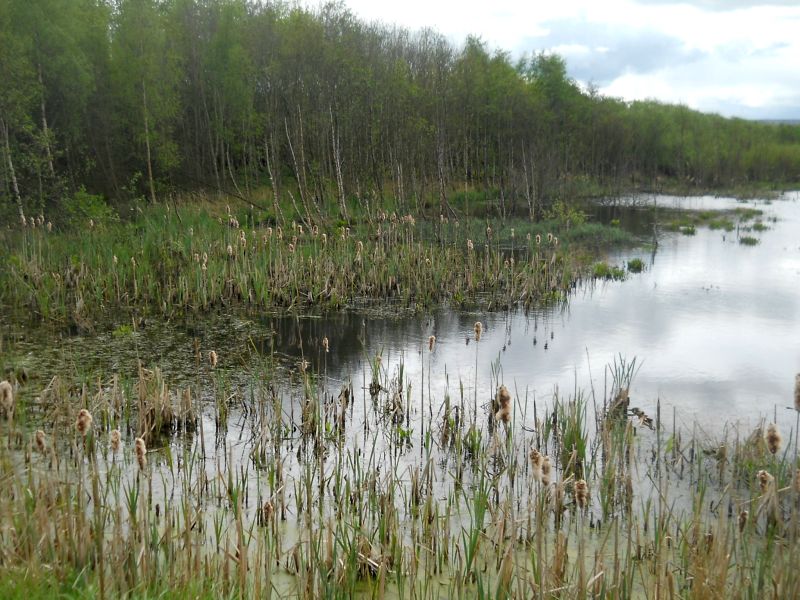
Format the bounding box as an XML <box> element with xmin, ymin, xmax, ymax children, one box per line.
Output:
<box><xmin>2</xmin><ymin>0</ymin><xmax>800</xmax><ymax>223</ymax></box>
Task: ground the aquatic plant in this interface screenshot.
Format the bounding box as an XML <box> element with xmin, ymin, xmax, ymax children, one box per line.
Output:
<box><xmin>0</xmin><ymin>380</ymin><xmax>13</xmax><ymax>418</ymax></box>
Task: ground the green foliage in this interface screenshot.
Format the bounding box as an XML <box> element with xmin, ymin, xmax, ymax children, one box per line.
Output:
<box><xmin>63</xmin><ymin>187</ymin><xmax>118</xmax><ymax>227</ymax></box>
<box><xmin>593</xmin><ymin>261</ymin><xmax>626</xmax><ymax>280</ymax></box>
<box><xmin>626</xmin><ymin>258</ymin><xmax>645</xmax><ymax>273</ymax></box>
<box><xmin>739</xmin><ymin>235</ymin><xmax>759</xmax><ymax>246</ymax></box>
<box><xmin>1</xmin><ymin>0</ymin><xmax>799</xmax><ymax>220</ymax></box>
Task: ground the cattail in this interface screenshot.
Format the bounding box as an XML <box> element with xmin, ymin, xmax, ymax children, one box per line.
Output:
<box><xmin>428</xmin><ymin>335</ymin><xmax>436</xmax><ymax>352</ymax></box>
<box><xmin>495</xmin><ymin>384</ymin><xmax>511</xmax><ymax>423</ymax></box>
<box><xmin>467</xmin><ymin>239</ymin><xmax>474</xmax><ymax>251</ymax></box>
<box><xmin>738</xmin><ymin>510</ymin><xmax>748</xmax><ymax>532</ymax></box>
<box><xmin>189</xmin><ymin>226</ymin><xmax>194</xmax><ymax>236</ymax></box>
<box><xmin>474</xmin><ymin>321</ymin><xmax>482</xmax><ymax>342</ymax></box>
<box><xmin>794</xmin><ymin>373</ymin><xmax>800</xmax><ymax>412</ymax></box>
<box><xmin>322</xmin><ymin>336</ymin><xmax>329</xmax><ymax>353</ymax></box>
<box><xmin>134</xmin><ymin>437</ymin><xmax>147</xmax><ymax>470</ymax></box>
<box><xmin>794</xmin><ymin>468</ymin><xmax>800</xmax><ymax>494</ymax></box>
<box><xmin>46</xmin><ymin>221</ymin><xmax>52</xmax><ymax>232</ymax></box>
<box><xmin>535</xmin><ymin>234</ymin><xmax>541</xmax><ymax>245</ymax></box>
<box><xmin>262</xmin><ymin>500</ymin><xmax>274</xmax><ymax>524</ymax></box>
<box><xmin>756</xmin><ymin>469</ymin><xmax>774</xmax><ymax>493</ymax></box>
<box><xmin>553</xmin><ymin>237</ymin><xmax>559</xmax><ymax>247</ymax></box>
<box><xmin>113</xmin><ymin>254</ymin><xmax>118</xmax><ymax>266</ymax></box>
<box><xmin>765</xmin><ymin>423</ymin><xmax>782</xmax><ymax>455</ymax></box>
<box><xmin>541</xmin><ymin>455</ymin><xmax>552</xmax><ymax>486</ymax></box>
<box><xmin>0</xmin><ymin>380</ymin><xmax>13</xmax><ymax>417</ymax></box>
<box><xmin>34</xmin><ymin>430</ymin><xmax>46</xmax><ymax>453</ymax></box>
<box><xmin>131</xmin><ymin>256</ymin><xmax>137</xmax><ymax>268</ymax></box>
<box><xmin>226</xmin><ymin>244</ymin><xmax>234</xmax><ymax>257</ymax></box>
<box><xmin>511</xmin><ymin>228</ymin><xmax>515</xmax><ymax>239</ymax></box>
<box><xmin>547</xmin><ymin>232</ymin><xmax>553</xmax><ymax>243</ymax></box>
<box><xmin>76</xmin><ymin>409</ymin><xmax>93</xmax><ymax>437</ymax></box>
<box><xmin>530</xmin><ymin>448</ymin><xmax>543</xmax><ymax>482</ymax></box>
<box><xmin>209</xmin><ymin>350</ymin><xmax>218</xmax><ymax>368</ymax></box>
<box><xmin>110</xmin><ymin>429</ymin><xmax>121</xmax><ymax>453</ymax></box>
<box><xmin>575</xmin><ymin>479</ymin><xmax>589</xmax><ymax>509</ymax></box>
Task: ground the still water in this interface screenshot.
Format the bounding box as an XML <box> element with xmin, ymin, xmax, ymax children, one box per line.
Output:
<box><xmin>8</xmin><ymin>193</ymin><xmax>800</xmax><ymax>440</ymax></box>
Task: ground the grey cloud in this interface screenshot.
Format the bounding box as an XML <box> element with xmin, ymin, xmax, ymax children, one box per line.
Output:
<box><xmin>517</xmin><ymin>20</ymin><xmax>705</xmax><ymax>85</ymax></box>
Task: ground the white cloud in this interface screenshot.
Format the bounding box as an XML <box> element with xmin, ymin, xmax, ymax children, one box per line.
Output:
<box><xmin>306</xmin><ymin>0</ymin><xmax>800</xmax><ymax>119</ymax></box>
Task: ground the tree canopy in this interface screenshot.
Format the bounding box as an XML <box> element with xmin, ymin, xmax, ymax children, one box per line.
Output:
<box><xmin>2</xmin><ymin>0</ymin><xmax>799</xmax><ymax>221</ymax></box>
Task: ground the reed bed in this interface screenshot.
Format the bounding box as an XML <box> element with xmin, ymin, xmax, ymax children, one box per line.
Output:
<box><xmin>0</xmin><ymin>347</ymin><xmax>798</xmax><ymax>599</ymax></box>
<box><xmin>0</xmin><ymin>203</ymin><xmax>630</xmax><ymax>326</ymax></box>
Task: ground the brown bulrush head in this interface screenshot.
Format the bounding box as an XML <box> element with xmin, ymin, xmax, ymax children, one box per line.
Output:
<box><xmin>756</xmin><ymin>469</ymin><xmax>774</xmax><ymax>493</ymax></box>
<box><xmin>262</xmin><ymin>500</ymin><xmax>274</xmax><ymax>524</ymax></box>
<box><xmin>474</xmin><ymin>321</ymin><xmax>483</xmax><ymax>342</ymax></box>
<box><xmin>34</xmin><ymin>430</ymin><xmax>46</xmax><ymax>453</ymax></box>
<box><xmin>428</xmin><ymin>335</ymin><xmax>436</xmax><ymax>352</ymax></box>
<box><xmin>110</xmin><ymin>429</ymin><xmax>121</xmax><ymax>453</ymax></box>
<box><xmin>530</xmin><ymin>449</ymin><xmax>543</xmax><ymax>482</ymax></box>
<box><xmin>794</xmin><ymin>373</ymin><xmax>800</xmax><ymax>412</ymax></box>
<box><xmin>76</xmin><ymin>409</ymin><xmax>93</xmax><ymax>437</ymax></box>
<box><xmin>765</xmin><ymin>423</ymin><xmax>782</xmax><ymax>455</ymax></box>
<box><xmin>0</xmin><ymin>380</ymin><xmax>13</xmax><ymax>418</ymax></box>
<box><xmin>541</xmin><ymin>455</ymin><xmax>552</xmax><ymax>486</ymax></box>
<box><xmin>322</xmin><ymin>336</ymin><xmax>330</xmax><ymax>353</ymax></box>
<box><xmin>794</xmin><ymin>468</ymin><xmax>800</xmax><ymax>494</ymax></box>
<box><xmin>575</xmin><ymin>479</ymin><xmax>589</xmax><ymax>509</ymax></box>
<box><xmin>134</xmin><ymin>437</ymin><xmax>147</xmax><ymax>470</ymax></box>
<box><xmin>495</xmin><ymin>384</ymin><xmax>511</xmax><ymax>423</ymax></box>
<box><xmin>739</xmin><ymin>510</ymin><xmax>748</xmax><ymax>533</ymax></box>
<box><xmin>209</xmin><ymin>350</ymin><xmax>218</xmax><ymax>369</ymax></box>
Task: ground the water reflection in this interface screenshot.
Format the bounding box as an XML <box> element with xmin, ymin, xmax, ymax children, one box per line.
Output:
<box><xmin>7</xmin><ymin>192</ymin><xmax>800</xmax><ymax>439</ymax></box>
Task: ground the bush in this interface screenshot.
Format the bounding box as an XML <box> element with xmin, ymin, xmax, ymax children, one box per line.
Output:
<box><xmin>64</xmin><ymin>187</ymin><xmax>118</xmax><ymax>228</ymax></box>
<box><xmin>627</xmin><ymin>258</ymin><xmax>645</xmax><ymax>273</ymax></box>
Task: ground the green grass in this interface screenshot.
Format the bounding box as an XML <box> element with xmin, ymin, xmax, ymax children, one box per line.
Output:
<box><xmin>739</xmin><ymin>235</ymin><xmax>759</xmax><ymax>245</ymax></box>
<box><xmin>627</xmin><ymin>258</ymin><xmax>645</xmax><ymax>273</ymax></box>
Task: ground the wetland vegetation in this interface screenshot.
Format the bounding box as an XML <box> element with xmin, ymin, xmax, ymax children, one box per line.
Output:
<box><xmin>2</xmin><ymin>0</ymin><xmax>800</xmax><ymax>598</ymax></box>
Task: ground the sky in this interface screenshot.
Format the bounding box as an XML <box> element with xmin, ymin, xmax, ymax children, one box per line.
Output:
<box><xmin>306</xmin><ymin>0</ymin><xmax>800</xmax><ymax>120</ymax></box>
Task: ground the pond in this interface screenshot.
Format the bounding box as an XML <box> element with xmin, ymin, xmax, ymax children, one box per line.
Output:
<box><xmin>3</xmin><ymin>192</ymin><xmax>799</xmax><ymax>596</ymax></box>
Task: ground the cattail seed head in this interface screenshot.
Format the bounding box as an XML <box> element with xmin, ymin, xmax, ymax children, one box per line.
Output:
<box><xmin>530</xmin><ymin>448</ymin><xmax>543</xmax><ymax>482</ymax></box>
<box><xmin>0</xmin><ymin>380</ymin><xmax>13</xmax><ymax>417</ymax></box>
<box><xmin>765</xmin><ymin>423</ymin><xmax>782</xmax><ymax>455</ymax></box>
<box><xmin>47</xmin><ymin>221</ymin><xmax>52</xmax><ymax>232</ymax></box>
<box><xmin>134</xmin><ymin>437</ymin><xmax>147</xmax><ymax>470</ymax></box>
<box><xmin>738</xmin><ymin>510</ymin><xmax>748</xmax><ymax>532</ymax></box>
<box><xmin>322</xmin><ymin>336</ymin><xmax>329</xmax><ymax>353</ymax></box>
<box><xmin>794</xmin><ymin>373</ymin><xmax>800</xmax><ymax>412</ymax></box>
<box><xmin>495</xmin><ymin>384</ymin><xmax>511</xmax><ymax>423</ymax></box>
<box><xmin>76</xmin><ymin>409</ymin><xmax>93</xmax><ymax>437</ymax></box>
<box><xmin>575</xmin><ymin>479</ymin><xmax>589</xmax><ymax>509</ymax></box>
<box><xmin>794</xmin><ymin>468</ymin><xmax>800</xmax><ymax>493</ymax></box>
<box><xmin>756</xmin><ymin>469</ymin><xmax>774</xmax><ymax>493</ymax></box>
<box><xmin>35</xmin><ymin>430</ymin><xmax>46</xmax><ymax>453</ymax></box>
<box><xmin>428</xmin><ymin>335</ymin><xmax>436</xmax><ymax>352</ymax></box>
<box><xmin>467</xmin><ymin>239</ymin><xmax>474</xmax><ymax>251</ymax></box>
<box><xmin>110</xmin><ymin>429</ymin><xmax>121</xmax><ymax>452</ymax></box>
<box><xmin>474</xmin><ymin>321</ymin><xmax>482</xmax><ymax>342</ymax></box>
<box><xmin>209</xmin><ymin>350</ymin><xmax>218</xmax><ymax>368</ymax></box>
<box><xmin>262</xmin><ymin>500</ymin><xmax>274</xmax><ymax>523</ymax></box>
<box><xmin>541</xmin><ymin>455</ymin><xmax>552</xmax><ymax>486</ymax></box>
<box><xmin>535</xmin><ymin>234</ymin><xmax>541</xmax><ymax>245</ymax></box>
<box><xmin>226</xmin><ymin>244</ymin><xmax>234</xmax><ymax>257</ymax></box>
